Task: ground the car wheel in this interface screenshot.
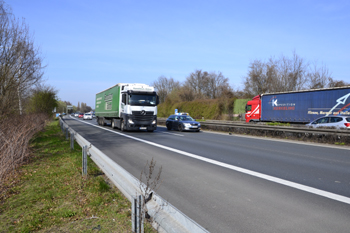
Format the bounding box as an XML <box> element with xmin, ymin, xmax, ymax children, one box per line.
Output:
<box><xmin>178</xmin><ymin>124</ymin><xmax>183</xmax><ymax>132</ymax></box>
<box><xmin>121</xmin><ymin>120</ymin><xmax>125</xmax><ymax>132</ymax></box>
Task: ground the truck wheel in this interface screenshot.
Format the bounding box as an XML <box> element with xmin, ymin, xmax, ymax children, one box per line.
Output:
<box><xmin>178</xmin><ymin>124</ymin><xmax>183</xmax><ymax>132</ymax></box>
<box><xmin>121</xmin><ymin>120</ymin><xmax>125</xmax><ymax>132</ymax></box>
<box><xmin>111</xmin><ymin>120</ymin><xmax>115</xmax><ymax>129</ymax></box>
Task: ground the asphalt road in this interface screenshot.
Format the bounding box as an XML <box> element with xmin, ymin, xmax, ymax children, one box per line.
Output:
<box><xmin>64</xmin><ymin>116</ymin><xmax>350</xmax><ymax>233</ymax></box>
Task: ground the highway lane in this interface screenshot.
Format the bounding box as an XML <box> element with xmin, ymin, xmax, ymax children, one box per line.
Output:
<box><xmin>64</xmin><ymin>116</ymin><xmax>350</xmax><ymax>232</ymax></box>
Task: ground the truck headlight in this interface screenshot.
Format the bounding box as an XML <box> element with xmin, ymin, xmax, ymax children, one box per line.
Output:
<box><xmin>128</xmin><ymin>119</ymin><xmax>134</xmax><ymax>124</ymax></box>
<box><xmin>152</xmin><ymin>120</ymin><xmax>156</xmax><ymax>124</ymax></box>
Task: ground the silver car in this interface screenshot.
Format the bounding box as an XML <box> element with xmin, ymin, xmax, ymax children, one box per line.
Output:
<box><xmin>306</xmin><ymin>115</ymin><xmax>350</xmax><ymax>129</ymax></box>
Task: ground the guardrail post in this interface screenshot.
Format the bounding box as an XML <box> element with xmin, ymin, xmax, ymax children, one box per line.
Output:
<box><xmin>70</xmin><ymin>132</ymin><xmax>74</xmax><ymax>150</ymax></box>
<box><xmin>61</xmin><ymin>122</ymin><xmax>64</xmax><ymax>132</ymax></box>
<box><xmin>65</xmin><ymin>127</ymin><xmax>68</xmax><ymax>140</ymax></box>
<box><xmin>132</xmin><ymin>195</ymin><xmax>144</xmax><ymax>233</ymax></box>
<box><xmin>82</xmin><ymin>145</ymin><xmax>87</xmax><ymax>176</ymax></box>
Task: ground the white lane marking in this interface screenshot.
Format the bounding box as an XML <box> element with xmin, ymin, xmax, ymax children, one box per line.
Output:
<box><xmin>161</xmin><ymin>132</ymin><xmax>184</xmax><ymax>136</ymax></box>
<box><xmin>69</xmin><ymin>116</ymin><xmax>350</xmax><ymax>205</ymax></box>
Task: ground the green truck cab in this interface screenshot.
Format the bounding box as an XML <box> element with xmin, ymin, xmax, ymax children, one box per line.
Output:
<box><xmin>95</xmin><ymin>83</ymin><xmax>159</xmax><ymax>132</ymax></box>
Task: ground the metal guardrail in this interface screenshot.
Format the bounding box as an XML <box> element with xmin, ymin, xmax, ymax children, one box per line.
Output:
<box><xmin>59</xmin><ymin>117</ymin><xmax>209</xmax><ymax>233</ymax></box>
<box><xmin>202</xmin><ymin>121</ymin><xmax>350</xmax><ymax>137</ymax></box>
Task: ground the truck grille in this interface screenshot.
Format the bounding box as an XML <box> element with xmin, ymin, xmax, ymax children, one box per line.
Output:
<box><xmin>132</xmin><ymin>111</ymin><xmax>154</xmax><ymax>122</ymax></box>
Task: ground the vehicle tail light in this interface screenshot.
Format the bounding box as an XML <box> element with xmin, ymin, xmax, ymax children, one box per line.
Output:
<box><xmin>344</xmin><ymin>123</ymin><xmax>350</xmax><ymax>127</ymax></box>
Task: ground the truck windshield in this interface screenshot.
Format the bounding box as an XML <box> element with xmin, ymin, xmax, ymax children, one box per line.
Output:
<box><xmin>246</xmin><ymin>105</ymin><xmax>252</xmax><ymax>112</ymax></box>
<box><xmin>129</xmin><ymin>94</ymin><xmax>157</xmax><ymax>106</ymax></box>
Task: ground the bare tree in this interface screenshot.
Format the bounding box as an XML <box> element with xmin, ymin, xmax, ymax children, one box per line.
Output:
<box><xmin>182</xmin><ymin>70</ymin><xmax>233</xmax><ymax>100</ymax></box>
<box><xmin>206</xmin><ymin>71</ymin><xmax>233</xmax><ymax>99</ymax></box>
<box><xmin>242</xmin><ymin>52</ymin><xmax>329</xmax><ymax>96</ymax></box>
<box><xmin>152</xmin><ymin>76</ymin><xmax>180</xmax><ymax>103</ymax></box>
<box><xmin>306</xmin><ymin>62</ymin><xmax>333</xmax><ymax>89</ymax></box>
<box><xmin>0</xmin><ymin>1</ymin><xmax>44</xmax><ymax>117</ymax></box>
<box><xmin>275</xmin><ymin>52</ymin><xmax>308</xmax><ymax>92</ymax></box>
<box><xmin>243</xmin><ymin>60</ymin><xmax>276</xmax><ymax>96</ymax></box>
<box><xmin>184</xmin><ymin>70</ymin><xmax>210</xmax><ymax>99</ymax></box>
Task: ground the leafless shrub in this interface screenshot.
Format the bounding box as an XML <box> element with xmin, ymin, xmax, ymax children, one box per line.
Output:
<box><xmin>137</xmin><ymin>157</ymin><xmax>163</xmax><ymax>229</ymax></box>
<box><xmin>0</xmin><ymin>113</ymin><xmax>49</xmax><ymax>197</ymax></box>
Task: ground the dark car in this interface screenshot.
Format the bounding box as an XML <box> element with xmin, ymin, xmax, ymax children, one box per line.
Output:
<box><xmin>166</xmin><ymin>114</ymin><xmax>201</xmax><ymax>132</ymax></box>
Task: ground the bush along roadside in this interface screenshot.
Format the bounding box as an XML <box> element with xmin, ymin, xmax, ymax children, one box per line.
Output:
<box><xmin>0</xmin><ymin>119</ymin><xmax>155</xmax><ymax>233</ymax></box>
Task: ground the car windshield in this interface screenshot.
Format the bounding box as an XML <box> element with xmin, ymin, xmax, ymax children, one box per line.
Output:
<box><xmin>129</xmin><ymin>94</ymin><xmax>157</xmax><ymax>106</ymax></box>
<box><xmin>179</xmin><ymin>116</ymin><xmax>194</xmax><ymax>121</ymax></box>
<box><xmin>85</xmin><ymin>114</ymin><xmax>91</xmax><ymax>116</ymax></box>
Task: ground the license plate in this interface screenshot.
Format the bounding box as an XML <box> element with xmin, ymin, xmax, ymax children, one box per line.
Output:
<box><xmin>139</xmin><ymin>127</ymin><xmax>147</xmax><ymax>130</ymax></box>
<box><xmin>191</xmin><ymin>126</ymin><xmax>198</xmax><ymax>128</ymax></box>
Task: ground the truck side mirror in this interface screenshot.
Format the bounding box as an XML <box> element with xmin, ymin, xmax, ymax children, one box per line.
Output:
<box><xmin>156</xmin><ymin>96</ymin><xmax>159</xmax><ymax>105</ymax></box>
<box><xmin>122</xmin><ymin>94</ymin><xmax>126</xmax><ymax>104</ymax></box>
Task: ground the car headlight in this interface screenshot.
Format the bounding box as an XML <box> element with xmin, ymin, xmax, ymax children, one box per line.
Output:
<box><xmin>128</xmin><ymin>119</ymin><xmax>134</xmax><ymax>124</ymax></box>
<box><xmin>198</xmin><ymin>123</ymin><xmax>201</xmax><ymax>126</ymax></box>
<box><xmin>184</xmin><ymin>123</ymin><xmax>191</xmax><ymax>127</ymax></box>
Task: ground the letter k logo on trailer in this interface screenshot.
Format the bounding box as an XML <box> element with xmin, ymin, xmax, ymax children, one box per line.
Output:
<box><xmin>273</xmin><ymin>99</ymin><xmax>278</xmax><ymax>106</ymax></box>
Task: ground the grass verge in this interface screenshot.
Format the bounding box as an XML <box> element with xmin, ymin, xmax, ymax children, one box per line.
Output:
<box><xmin>265</xmin><ymin>122</ymin><xmax>291</xmax><ymax>127</ymax></box>
<box><xmin>0</xmin><ymin>119</ymin><xmax>155</xmax><ymax>232</ymax></box>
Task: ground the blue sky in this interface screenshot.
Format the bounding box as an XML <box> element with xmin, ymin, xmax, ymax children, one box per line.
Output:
<box><xmin>10</xmin><ymin>0</ymin><xmax>350</xmax><ymax>108</ymax></box>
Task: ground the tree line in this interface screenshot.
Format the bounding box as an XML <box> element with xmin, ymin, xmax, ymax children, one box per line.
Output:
<box><xmin>0</xmin><ymin>1</ymin><xmax>57</xmax><ymax>187</ymax></box>
<box><xmin>152</xmin><ymin>70</ymin><xmax>234</xmax><ymax>104</ymax></box>
<box><xmin>153</xmin><ymin>51</ymin><xmax>348</xmax><ymax>104</ymax></box>
<box><xmin>242</xmin><ymin>51</ymin><xmax>348</xmax><ymax>97</ymax></box>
